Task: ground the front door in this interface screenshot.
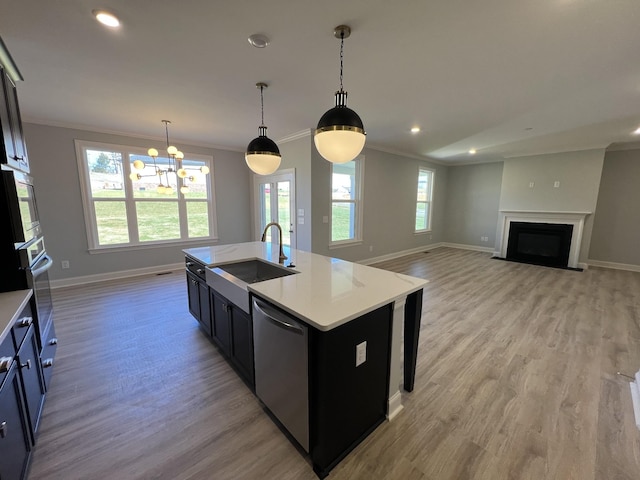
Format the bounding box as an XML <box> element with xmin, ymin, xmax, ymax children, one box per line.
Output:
<box><xmin>253</xmin><ymin>169</ymin><xmax>296</xmax><ymax>250</ymax></box>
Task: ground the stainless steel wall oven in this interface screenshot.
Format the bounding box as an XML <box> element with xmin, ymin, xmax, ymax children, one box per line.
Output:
<box><xmin>1</xmin><ymin>166</ymin><xmax>54</xmax><ymax>350</ymax></box>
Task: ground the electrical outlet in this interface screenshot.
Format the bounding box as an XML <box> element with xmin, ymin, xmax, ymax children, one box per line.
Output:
<box><xmin>298</xmin><ymin>217</ymin><xmax>304</xmax><ymax>224</ymax></box>
<box><xmin>356</xmin><ymin>341</ymin><xmax>367</xmax><ymax>367</ymax></box>
<box><xmin>554</xmin><ymin>181</ymin><xmax>560</xmax><ymax>188</ymax></box>
<box><xmin>61</xmin><ymin>260</ymin><xmax>70</xmax><ymax>269</ymax></box>
<box><xmin>529</xmin><ymin>181</ymin><xmax>535</xmax><ymax>188</ymax></box>
<box><xmin>369</xmin><ymin>245</ymin><xmax>374</xmax><ymax>252</ymax></box>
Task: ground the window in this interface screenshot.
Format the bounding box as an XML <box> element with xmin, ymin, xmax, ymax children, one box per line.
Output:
<box><xmin>331</xmin><ymin>157</ymin><xmax>363</xmax><ymax>245</ymax></box>
<box><xmin>75</xmin><ymin>140</ymin><xmax>216</xmax><ymax>251</ymax></box>
<box><xmin>415</xmin><ymin>167</ymin><xmax>434</xmax><ymax>232</ymax></box>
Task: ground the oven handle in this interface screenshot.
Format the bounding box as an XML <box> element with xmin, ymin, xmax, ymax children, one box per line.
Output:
<box><xmin>31</xmin><ymin>254</ymin><xmax>54</xmax><ymax>277</ymax></box>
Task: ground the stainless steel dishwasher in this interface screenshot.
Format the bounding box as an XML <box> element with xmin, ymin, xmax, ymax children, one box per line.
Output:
<box><xmin>252</xmin><ymin>297</ymin><xmax>309</xmax><ymax>452</ymax></box>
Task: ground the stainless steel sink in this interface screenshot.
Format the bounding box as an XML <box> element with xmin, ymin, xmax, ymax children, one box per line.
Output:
<box><xmin>217</xmin><ymin>259</ymin><xmax>296</xmax><ymax>284</ymax></box>
<box><xmin>206</xmin><ymin>259</ymin><xmax>297</xmax><ymax>313</ymax></box>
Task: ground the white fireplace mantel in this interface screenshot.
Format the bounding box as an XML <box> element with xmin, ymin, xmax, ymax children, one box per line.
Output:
<box><xmin>495</xmin><ymin>210</ymin><xmax>592</xmax><ymax>269</ymax></box>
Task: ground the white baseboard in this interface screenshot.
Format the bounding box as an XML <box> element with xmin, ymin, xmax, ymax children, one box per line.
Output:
<box><xmin>358</xmin><ymin>243</ymin><xmax>444</xmax><ymax>266</ymax></box>
<box><xmin>587</xmin><ymin>259</ymin><xmax>640</xmax><ymax>273</ymax></box>
<box><xmin>440</xmin><ymin>242</ymin><xmax>495</xmax><ymax>253</ymax></box>
<box><xmin>50</xmin><ymin>262</ymin><xmax>184</xmax><ymax>289</ymax></box>
<box><xmin>387</xmin><ymin>391</ymin><xmax>404</xmax><ymax>421</ymax></box>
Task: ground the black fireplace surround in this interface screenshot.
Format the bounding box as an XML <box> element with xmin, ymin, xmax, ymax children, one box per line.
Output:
<box><xmin>506</xmin><ymin>222</ymin><xmax>573</xmax><ymax>268</ymax></box>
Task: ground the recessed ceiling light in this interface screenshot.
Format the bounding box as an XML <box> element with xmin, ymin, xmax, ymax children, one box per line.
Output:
<box><xmin>410</xmin><ymin>126</ymin><xmax>421</xmax><ymax>134</ymax></box>
<box><xmin>469</xmin><ymin>149</ymin><xmax>477</xmax><ymax>155</ymax></box>
<box><xmin>248</xmin><ymin>34</ymin><xmax>270</xmax><ymax>48</ymax></box>
<box><xmin>633</xmin><ymin>127</ymin><xmax>640</xmax><ymax>135</ymax></box>
<box><xmin>93</xmin><ymin>9</ymin><xmax>120</xmax><ymax>28</ymax></box>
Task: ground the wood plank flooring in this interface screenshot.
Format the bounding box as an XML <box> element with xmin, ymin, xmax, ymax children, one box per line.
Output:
<box><xmin>27</xmin><ymin>247</ymin><xmax>640</xmax><ymax>479</ymax></box>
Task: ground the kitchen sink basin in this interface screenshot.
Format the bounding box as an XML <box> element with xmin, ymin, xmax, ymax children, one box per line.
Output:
<box><xmin>217</xmin><ymin>259</ymin><xmax>296</xmax><ymax>284</ymax></box>
<box><xmin>206</xmin><ymin>259</ymin><xmax>298</xmax><ymax>314</ymax></box>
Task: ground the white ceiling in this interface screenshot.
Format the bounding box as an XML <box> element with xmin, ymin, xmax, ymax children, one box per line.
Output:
<box><xmin>2</xmin><ymin>0</ymin><xmax>640</xmax><ymax>164</ymax></box>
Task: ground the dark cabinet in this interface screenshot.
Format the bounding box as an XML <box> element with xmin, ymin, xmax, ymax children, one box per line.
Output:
<box><xmin>16</xmin><ymin>325</ymin><xmax>45</xmax><ymax>442</ymax></box>
<box><xmin>0</xmin><ymin>66</ymin><xmax>28</xmax><ymax>173</ymax></box>
<box><xmin>211</xmin><ymin>291</ymin><xmax>232</xmax><ymax>354</ymax></box>
<box><xmin>183</xmin><ymin>256</ymin><xmax>255</xmax><ymax>387</ymax></box>
<box><xmin>0</xmin><ymin>361</ymin><xmax>31</xmax><ymax>480</ymax></box>
<box><xmin>211</xmin><ymin>291</ymin><xmax>254</xmax><ymax>385</ymax></box>
<box><xmin>185</xmin><ymin>259</ymin><xmax>212</xmax><ymax>337</ymax></box>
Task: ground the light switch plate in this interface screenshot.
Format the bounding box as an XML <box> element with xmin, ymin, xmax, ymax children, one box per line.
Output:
<box><xmin>356</xmin><ymin>341</ymin><xmax>367</xmax><ymax>367</ymax></box>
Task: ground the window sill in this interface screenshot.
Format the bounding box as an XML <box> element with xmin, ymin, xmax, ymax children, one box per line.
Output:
<box><xmin>329</xmin><ymin>240</ymin><xmax>363</xmax><ymax>250</ymax></box>
<box><xmin>88</xmin><ymin>236</ymin><xmax>219</xmax><ymax>254</ymax></box>
<box><xmin>414</xmin><ymin>230</ymin><xmax>432</xmax><ymax>235</ymax></box>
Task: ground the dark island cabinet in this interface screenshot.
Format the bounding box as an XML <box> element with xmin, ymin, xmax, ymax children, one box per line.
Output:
<box><xmin>0</xmin><ymin>65</ymin><xmax>29</xmax><ymax>173</ymax></box>
<box><xmin>185</xmin><ymin>259</ymin><xmax>212</xmax><ymax>337</ymax></box>
<box><xmin>184</xmin><ymin>256</ymin><xmax>254</xmax><ymax>387</ymax></box>
<box><xmin>211</xmin><ymin>291</ymin><xmax>254</xmax><ymax>386</ymax></box>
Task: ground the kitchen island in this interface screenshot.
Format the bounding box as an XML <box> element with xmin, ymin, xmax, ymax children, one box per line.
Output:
<box><xmin>183</xmin><ymin>242</ymin><xmax>427</xmax><ymax>477</ymax></box>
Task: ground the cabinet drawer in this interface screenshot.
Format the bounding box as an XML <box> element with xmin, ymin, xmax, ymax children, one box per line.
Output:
<box><xmin>11</xmin><ymin>310</ymin><xmax>34</xmax><ymax>353</ymax></box>
<box><xmin>185</xmin><ymin>258</ymin><xmax>207</xmax><ymax>281</ymax></box>
<box><xmin>40</xmin><ymin>321</ymin><xmax>57</xmax><ymax>390</ymax></box>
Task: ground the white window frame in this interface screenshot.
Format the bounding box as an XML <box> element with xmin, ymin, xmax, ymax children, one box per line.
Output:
<box><xmin>75</xmin><ymin>139</ymin><xmax>218</xmax><ymax>253</ymax></box>
<box><xmin>415</xmin><ymin>166</ymin><xmax>434</xmax><ymax>233</ymax></box>
<box><xmin>329</xmin><ymin>155</ymin><xmax>364</xmax><ymax>248</ymax></box>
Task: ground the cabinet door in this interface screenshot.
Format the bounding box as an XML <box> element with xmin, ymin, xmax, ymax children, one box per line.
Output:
<box><xmin>197</xmin><ymin>280</ymin><xmax>212</xmax><ymax>337</ymax></box>
<box><xmin>17</xmin><ymin>326</ymin><xmax>45</xmax><ymax>441</ymax></box>
<box><xmin>186</xmin><ymin>271</ymin><xmax>201</xmax><ymax>321</ymax></box>
<box><xmin>0</xmin><ymin>363</ymin><xmax>31</xmax><ymax>480</ymax></box>
<box><xmin>230</xmin><ymin>307</ymin><xmax>254</xmax><ymax>385</ymax></box>
<box><xmin>211</xmin><ymin>292</ymin><xmax>232</xmax><ymax>355</ymax></box>
<box><xmin>0</xmin><ymin>70</ymin><xmax>28</xmax><ymax>172</ymax></box>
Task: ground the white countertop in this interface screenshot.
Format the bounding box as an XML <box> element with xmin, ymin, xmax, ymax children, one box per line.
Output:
<box><xmin>0</xmin><ymin>290</ymin><xmax>32</xmax><ymax>346</ymax></box>
<box><xmin>184</xmin><ymin>242</ymin><xmax>427</xmax><ymax>331</ymax></box>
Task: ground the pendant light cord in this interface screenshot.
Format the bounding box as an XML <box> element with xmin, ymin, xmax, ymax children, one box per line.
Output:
<box><xmin>339</xmin><ymin>30</ymin><xmax>344</xmax><ymax>92</ymax></box>
<box><xmin>260</xmin><ymin>84</ymin><xmax>265</xmax><ymax>126</ymax></box>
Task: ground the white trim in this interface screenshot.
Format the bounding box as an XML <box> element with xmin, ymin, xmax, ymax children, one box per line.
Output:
<box><xmin>25</xmin><ymin>117</ymin><xmax>243</xmax><ymax>152</ymax></box>
<box><xmin>277</xmin><ymin>129</ymin><xmax>311</xmax><ymax>144</ymax></box>
<box><xmin>496</xmin><ymin>210</ymin><xmax>591</xmax><ymax>269</ymax></box>
<box><xmin>587</xmin><ymin>259</ymin><xmax>640</xmax><ymax>273</ymax></box>
<box><xmin>330</xmin><ymin>155</ymin><xmax>364</xmax><ymax>245</ymax></box>
<box><xmin>441</xmin><ymin>242</ymin><xmax>495</xmax><ymax>253</ymax></box>
<box><xmin>50</xmin><ymin>263</ymin><xmax>184</xmax><ymax>289</ymax></box>
<box><xmin>387</xmin><ymin>391</ymin><xmax>404</xmax><ymax>421</ymax></box>
<box><xmin>252</xmin><ymin>169</ymin><xmax>296</xmax><ymax>248</ymax></box>
<box><xmin>358</xmin><ymin>243</ymin><xmax>444</xmax><ymax>266</ymax></box>
<box><xmin>74</xmin><ymin>139</ymin><xmax>217</xmax><ymax>250</ymax></box>
<box><xmin>415</xmin><ymin>167</ymin><xmax>434</xmax><ymax>233</ymax></box>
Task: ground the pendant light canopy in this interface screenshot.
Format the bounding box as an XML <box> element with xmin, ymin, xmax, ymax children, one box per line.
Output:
<box><xmin>246</xmin><ymin>82</ymin><xmax>281</xmax><ymax>175</ymax></box>
<box><xmin>314</xmin><ymin>25</ymin><xmax>366</xmax><ymax>164</ymax></box>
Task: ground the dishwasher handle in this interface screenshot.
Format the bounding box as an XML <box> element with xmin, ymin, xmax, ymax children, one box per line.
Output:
<box><xmin>253</xmin><ymin>299</ymin><xmax>305</xmax><ymax>335</ymax></box>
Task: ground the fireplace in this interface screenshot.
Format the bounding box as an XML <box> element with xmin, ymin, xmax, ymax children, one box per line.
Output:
<box><xmin>506</xmin><ymin>222</ymin><xmax>573</xmax><ymax>268</ymax></box>
<box><xmin>496</xmin><ymin>210</ymin><xmax>591</xmax><ymax>270</ymax></box>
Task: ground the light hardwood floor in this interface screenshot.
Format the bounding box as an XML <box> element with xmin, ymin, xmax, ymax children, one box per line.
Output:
<box><xmin>28</xmin><ymin>247</ymin><xmax>640</xmax><ymax>480</ymax></box>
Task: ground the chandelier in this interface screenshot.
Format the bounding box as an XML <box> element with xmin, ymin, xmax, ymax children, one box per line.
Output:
<box><xmin>129</xmin><ymin>120</ymin><xmax>209</xmax><ymax>194</ymax></box>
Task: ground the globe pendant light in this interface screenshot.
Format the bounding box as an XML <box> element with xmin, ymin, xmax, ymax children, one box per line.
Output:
<box><xmin>245</xmin><ymin>82</ymin><xmax>281</xmax><ymax>175</ymax></box>
<box><xmin>314</xmin><ymin>25</ymin><xmax>366</xmax><ymax>164</ymax></box>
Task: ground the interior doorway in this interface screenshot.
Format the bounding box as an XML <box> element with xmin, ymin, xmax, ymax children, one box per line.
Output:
<box><xmin>253</xmin><ymin>169</ymin><xmax>296</xmax><ymax>250</ymax></box>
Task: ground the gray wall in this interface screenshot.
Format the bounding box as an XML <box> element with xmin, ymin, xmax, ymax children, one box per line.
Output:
<box><xmin>24</xmin><ymin>123</ymin><xmax>252</xmax><ymax>281</ymax></box>
<box><xmin>277</xmin><ymin>132</ymin><xmax>313</xmax><ymax>252</ymax></box>
<box><xmin>444</xmin><ymin>162</ymin><xmax>503</xmax><ymax>248</ymax></box>
<box><xmin>497</xmin><ymin>149</ymin><xmax>606</xmax><ymax>263</ymax></box>
<box><xmin>310</xmin><ymin>147</ymin><xmax>447</xmax><ymax>262</ymax></box>
<box><xmin>589</xmin><ymin>148</ymin><xmax>640</xmax><ymax>266</ymax></box>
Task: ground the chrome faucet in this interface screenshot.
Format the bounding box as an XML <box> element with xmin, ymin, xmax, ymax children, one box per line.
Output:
<box><xmin>261</xmin><ymin>222</ymin><xmax>288</xmax><ymax>264</ymax></box>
